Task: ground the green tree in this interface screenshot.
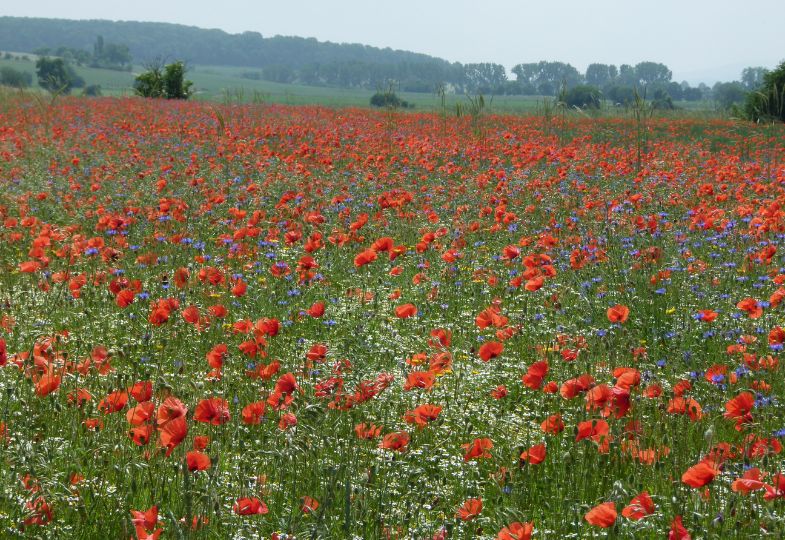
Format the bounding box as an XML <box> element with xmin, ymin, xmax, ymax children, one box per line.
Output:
<box><xmin>585</xmin><ymin>63</ymin><xmax>616</xmax><ymax>88</ymax></box>
<box><xmin>740</xmin><ymin>66</ymin><xmax>769</xmax><ymax>91</ymax></box>
<box><xmin>634</xmin><ymin>62</ymin><xmax>672</xmax><ymax>86</ymax></box>
<box><xmin>744</xmin><ymin>60</ymin><xmax>785</xmax><ymax>122</ymax></box>
<box><xmin>713</xmin><ymin>81</ymin><xmax>747</xmax><ymax>110</ymax></box>
<box><xmin>35</xmin><ymin>57</ymin><xmax>72</xmax><ymax>94</ymax></box>
<box><xmin>134</xmin><ymin>60</ymin><xmax>193</xmax><ymax>99</ymax></box>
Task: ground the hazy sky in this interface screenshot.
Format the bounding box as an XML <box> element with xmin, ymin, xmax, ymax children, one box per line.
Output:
<box><xmin>5</xmin><ymin>0</ymin><xmax>784</xmax><ymax>84</ymax></box>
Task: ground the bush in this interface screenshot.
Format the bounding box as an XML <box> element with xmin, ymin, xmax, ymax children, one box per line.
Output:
<box><xmin>606</xmin><ymin>85</ymin><xmax>636</xmax><ymax>106</ymax></box>
<box><xmin>83</xmin><ymin>84</ymin><xmax>102</xmax><ymax>96</ymax></box>
<box><xmin>0</xmin><ymin>66</ymin><xmax>32</xmax><ymax>88</ymax></box>
<box><xmin>563</xmin><ymin>85</ymin><xmax>601</xmax><ymax>109</ymax></box>
<box><xmin>744</xmin><ymin>60</ymin><xmax>785</xmax><ymax>122</ymax></box>
<box><xmin>370</xmin><ymin>91</ymin><xmax>411</xmax><ymax>109</ymax></box>
<box><xmin>134</xmin><ymin>60</ymin><xmax>193</xmax><ymax>100</ymax></box>
<box><xmin>652</xmin><ymin>89</ymin><xmax>674</xmax><ymax>110</ymax></box>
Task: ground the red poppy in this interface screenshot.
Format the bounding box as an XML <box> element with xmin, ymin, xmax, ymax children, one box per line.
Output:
<box><xmin>241</xmin><ymin>402</ymin><xmax>266</xmax><ymax>425</ymax></box>
<box><xmin>193</xmin><ymin>398</ymin><xmax>230</xmax><ymax>425</ymax></box>
<box><xmin>127</xmin><ymin>402</ymin><xmax>156</xmax><ymax>426</ymax></box>
<box><xmin>723</xmin><ymin>391</ymin><xmax>754</xmax><ymax>424</ymax></box>
<box><xmin>157</xmin><ymin>396</ymin><xmax>188</xmax><ymax>425</ymax></box>
<box><xmin>233</xmin><ymin>497</ymin><xmax>269</xmax><ymax>516</ymax></box>
<box><xmin>307</xmin><ymin>301</ymin><xmax>325</xmax><ymax>317</ymax></box>
<box><xmin>496</xmin><ymin>521</ymin><xmax>533</xmax><ymax>540</ymax></box>
<box><xmin>522</xmin><ymin>360</ymin><xmax>548</xmax><ymax>390</ymax></box>
<box><xmin>403</xmin><ymin>404</ymin><xmax>442</xmax><ymax>428</ymax></box>
<box><xmin>394</xmin><ymin>303</ymin><xmax>417</xmax><ymax>318</ymax></box>
<box><xmin>379</xmin><ymin>431</ymin><xmax>410</xmax><ymax>452</ymax></box>
<box><xmin>403</xmin><ymin>370</ymin><xmax>435</xmax><ymax>391</ymax></box>
<box><xmin>520</xmin><ymin>443</ymin><xmax>546</xmax><ymax>465</ymax></box>
<box><xmin>681</xmin><ymin>459</ymin><xmax>720</xmax><ymax>488</ymax></box>
<box><xmin>607</xmin><ymin>304</ymin><xmax>629</xmax><ymax>323</ymax></box>
<box><xmin>541</xmin><ymin>414</ymin><xmax>565</xmax><ymax>434</ymax></box>
<box><xmin>669</xmin><ymin>515</ymin><xmax>691</xmax><ymax>540</ymax></box>
<box><xmin>186</xmin><ymin>451</ymin><xmax>211</xmax><ymax>471</ymax></box>
<box><xmin>457</xmin><ymin>498</ymin><xmax>482</xmax><ymax>521</ymax></box>
<box><xmin>301</xmin><ymin>496</ymin><xmax>320</xmax><ymax>514</ymax></box>
<box><xmin>159</xmin><ymin>416</ymin><xmax>188</xmax><ymax>456</ymax></box>
<box><xmin>584</xmin><ymin>501</ymin><xmax>617</xmax><ymax>527</ymax></box>
<box><xmin>355</xmin><ymin>423</ymin><xmax>382</xmax><ymax>440</ymax></box>
<box><xmin>129</xmin><ymin>425</ymin><xmax>154</xmax><ymax>446</ymax></box>
<box><xmin>354</xmin><ymin>249</ymin><xmax>377</xmax><ymax>267</ymax></box>
<box><xmin>736</xmin><ymin>297</ymin><xmax>763</xmax><ymax>318</ymax></box>
<box><xmin>462</xmin><ymin>438</ymin><xmax>493</xmax><ymax>461</ymax></box>
<box><xmin>478</xmin><ymin>341</ymin><xmax>503</xmax><ymax>361</ymax></box>
<box><xmin>621</xmin><ymin>491</ymin><xmax>655</xmax><ymax>520</ymax></box>
<box><xmin>731</xmin><ymin>468</ymin><xmax>766</xmax><ymax>493</ymax></box>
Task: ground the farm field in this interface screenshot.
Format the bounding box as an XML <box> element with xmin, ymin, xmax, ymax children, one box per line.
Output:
<box><xmin>0</xmin><ymin>94</ymin><xmax>784</xmax><ymax>539</ymax></box>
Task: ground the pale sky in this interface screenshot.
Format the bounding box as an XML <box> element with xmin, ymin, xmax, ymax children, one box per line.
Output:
<box><xmin>4</xmin><ymin>0</ymin><xmax>784</xmax><ymax>84</ymax></box>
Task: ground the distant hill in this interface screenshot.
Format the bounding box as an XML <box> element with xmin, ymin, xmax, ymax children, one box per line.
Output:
<box><xmin>0</xmin><ymin>16</ymin><xmax>467</xmax><ymax>91</ymax></box>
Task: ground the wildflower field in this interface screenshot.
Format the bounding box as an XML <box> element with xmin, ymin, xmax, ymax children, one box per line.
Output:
<box><xmin>0</xmin><ymin>95</ymin><xmax>784</xmax><ymax>539</ymax></box>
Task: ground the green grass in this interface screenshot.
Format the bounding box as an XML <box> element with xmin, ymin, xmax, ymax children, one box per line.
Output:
<box><xmin>0</xmin><ymin>53</ymin><xmax>723</xmax><ymax>114</ymax></box>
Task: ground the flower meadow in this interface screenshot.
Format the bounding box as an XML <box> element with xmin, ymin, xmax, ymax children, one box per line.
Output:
<box><xmin>0</xmin><ymin>96</ymin><xmax>784</xmax><ymax>539</ymax></box>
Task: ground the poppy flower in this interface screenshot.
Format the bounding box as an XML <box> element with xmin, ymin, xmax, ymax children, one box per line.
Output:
<box><xmin>186</xmin><ymin>451</ymin><xmax>211</xmax><ymax>471</ymax></box>
<box><xmin>541</xmin><ymin>414</ymin><xmax>565</xmax><ymax>434</ymax></box>
<box><xmin>127</xmin><ymin>401</ymin><xmax>156</xmax><ymax>426</ymax></box>
<box><xmin>394</xmin><ymin>303</ymin><xmax>417</xmax><ymax>318</ymax></box>
<box><xmin>496</xmin><ymin>521</ymin><xmax>533</xmax><ymax>540</ymax></box>
<box><xmin>457</xmin><ymin>498</ymin><xmax>482</xmax><ymax>521</ymax></box>
<box><xmin>462</xmin><ymin>438</ymin><xmax>493</xmax><ymax>461</ymax></box>
<box><xmin>681</xmin><ymin>459</ymin><xmax>720</xmax><ymax>488</ymax></box>
<box><xmin>520</xmin><ymin>443</ymin><xmax>546</xmax><ymax>465</ymax></box>
<box><xmin>278</xmin><ymin>412</ymin><xmax>298</xmax><ymax>430</ymax></box>
<box><xmin>301</xmin><ymin>496</ymin><xmax>319</xmax><ymax>514</ymax></box>
<box><xmin>731</xmin><ymin>468</ymin><xmax>766</xmax><ymax>493</ymax></box>
<box><xmin>35</xmin><ymin>370</ymin><xmax>61</xmax><ymax>397</ymax></box>
<box><xmin>131</xmin><ymin>505</ymin><xmax>160</xmax><ymax>532</ymax></box>
<box><xmin>194</xmin><ymin>398</ymin><xmax>231</xmax><ymax>425</ymax></box>
<box><xmin>354</xmin><ymin>249</ymin><xmax>377</xmax><ymax>267</ymax></box>
<box><xmin>159</xmin><ymin>416</ymin><xmax>188</xmax><ymax>456</ymax></box>
<box><xmin>669</xmin><ymin>515</ymin><xmax>690</xmax><ymax>540</ymax></box>
<box><xmin>491</xmin><ymin>385</ymin><xmax>508</xmax><ymax>399</ymax></box>
<box><xmin>584</xmin><ymin>501</ymin><xmax>617</xmax><ymax>527</ymax></box>
<box><xmin>621</xmin><ymin>491</ymin><xmax>655</xmax><ymax>520</ymax></box>
<box><xmin>130</xmin><ymin>381</ymin><xmax>153</xmax><ymax>402</ymax></box>
<box><xmin>403</xmin><ymin>404</ymin><xmax>442</xmax><ymax>428</ymax></box>
<box><xmin>355</xmin><ymin>423</ymin><xmax>382</xmax><ymax>440</ymax></box>
<box><xmin>129</xmin><ymin>425</ymin><xmax>154</xmax><ymax>446</ymax></box>
<box><xmin>403</xmin><ymin>370</ymin><xmax>435</xmax><ymax>391</ymax></box>
<box><xmin>157</xmin><ymin>396</ymin><xmax>188</xmax><ymax>425</ymax></box>
<box><xmin>736</xmin><ymin>298</ymin><xmax>763</xmax><ymax>318</ymax></box>
<box><xmin>478</xmin><ymin>341</ymin><xmax>503</xmax><ymax>362</ymax></box>
<box><xmin>241</xmin><ymin>401</ymin><xmax>266</xmax><ymax>425</ymax></box>
<box><xmin>98</xmin><ymin>390</ymin><xmax>129</xmax><ymax>414</ymax></box>
<box><xmin>233</xmin><ymin>497</ymin><xmax>269</xmax><ymax>516</ymax></box>
<box><xmin>723</xmin><ymin>391</ymin><xmax>754</xmax><ymax>424</ymax></box>
<box><xmin>607</xmin><ymin>304</ymin><xmax>629</xmax><ymax>324</ymax></box>
<box><xmin>379</xmin><ymin>431</ymin><xmax>410</xmax><ymax>452</ymax></box>
<box><xmin>307</xmin><ymin>301</ymin><xmax>325</xmax><ymax>317</ymax></box>
<box><xmin>522</xmin><ymin>361</ymin><xmax>548</xmax><ymax>390</ymax></box>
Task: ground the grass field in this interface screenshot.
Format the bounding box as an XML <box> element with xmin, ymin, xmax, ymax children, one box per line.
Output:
<box><xmin>0</xmin><ymin>53</ymin><xmax>717</xmax><ymax>114</ymax></box>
